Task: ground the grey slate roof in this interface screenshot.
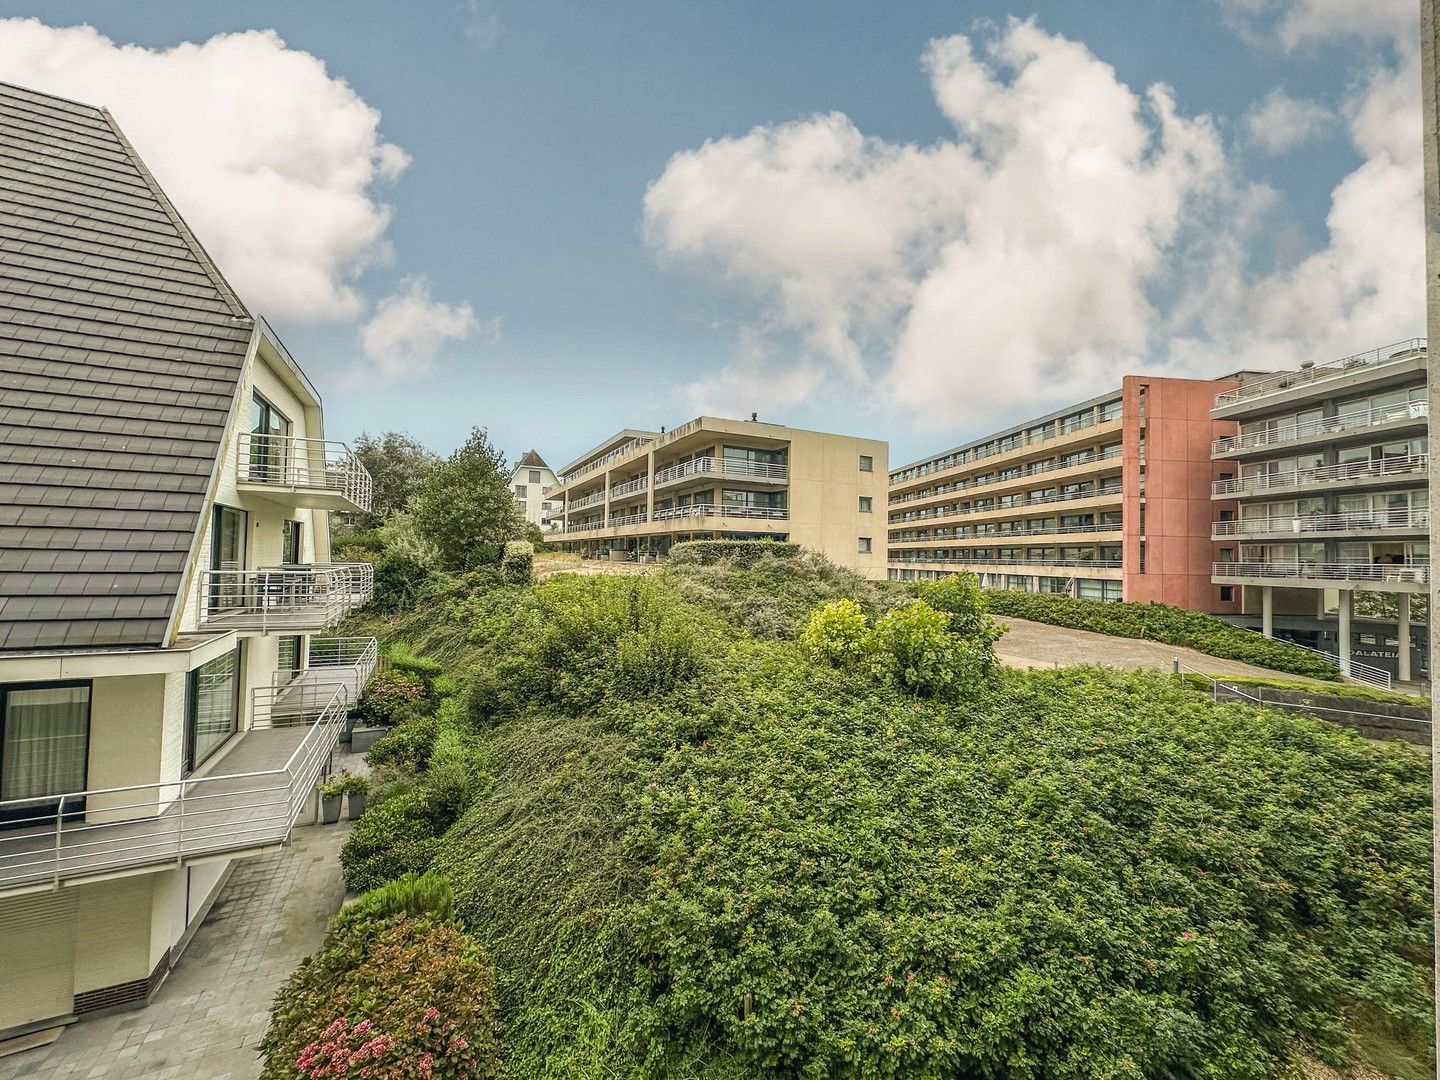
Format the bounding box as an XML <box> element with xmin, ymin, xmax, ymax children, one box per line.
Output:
<box><xmin>0</xmin><ymin>81</ymin><xmax>256</xmax><ymax>651</ymax></box>
<box><xmin>515</xmin><ymin>449</ymin><xmax>549</xmax><ymax>470</ymax></box>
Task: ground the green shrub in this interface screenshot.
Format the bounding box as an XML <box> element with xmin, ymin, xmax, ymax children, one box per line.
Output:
<box><xmin>669</xmin><ymin>539</ymin><xmax>801</xmax><ymax>566</ymax></box>
<box><xmin>368</xmin><ymin>549</ymin><xmax>431</xmax><ymax>615</ymax></box>
<box><xmin>353</xmin><ymin>669</ymin><xmax>428</xmax><ymax>727</ymax></box>
<box><xmin>261</xmin><ymin>916</ymin><xmax>499</xmax><ymax>1080</ymax></box>
<box><xmin>339</xmin><ymin>788</ymin><xmax>443</xmax><ymax>892</ymax></box>
<box><xmin>501</xmin><ymin>540</ymin><xmax>535</xmax><ymax>585</ymax></box>
<box><xmin>386</xmin><ymin>644</ymin><xmax>445</xmax><ymax>689</ymax></box>
<box><xmin>328</xmin><ymin>872</ymin><xmax>456</xmax><ymax>937</ymax></box>
<box><xmin>800</xmin><ymin>598</ymin><xmax>870</xmax><ymax>667</ymax></box>
<box><xmin>917</xmin><ymin>570</ymin><xmax>1006</xmax><ymax>670</ymax></box>
<box><xmin>366</xmin><ymin>715</ymin><xmax>440</xmax><ymax>774</ymax></box>
<box><xmin>868</xmin><ymin>599</ymin><xmax>965</xmax><ymax>696</ymax></box>
<box><xmin>984</xmin><ymin>590</ymin><xmax>1341</xmax><ymax>679</ymax></box>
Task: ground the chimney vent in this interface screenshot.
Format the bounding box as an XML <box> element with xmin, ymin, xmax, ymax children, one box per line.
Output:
<box><xmin>750</xmin><ymin>412</ymin><xmax>758</xmax><ymax>422</ymax></box>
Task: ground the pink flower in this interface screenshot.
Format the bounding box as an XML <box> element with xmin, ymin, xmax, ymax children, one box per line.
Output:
<box><xmin>419</xmin><ymin>1052</ymin><xmax>435</xmax><ymax>1079</ymax></box>
<box><xmin>424</xmin><ymin>1006</ymin><xmax>440</xmax><ymax>1022</ymax></box>
<box><xmin>450</xmin><ymin>1036</ymin><xmax>469</xmax><ymax>1051</ymax></box>
<box><xmin>1180</xmin><ymin>930</ymin><xmax>1196</xmax><ymax>941</ymax></box>
<box><xmin>353</xmin><ymin>1019</ymin><xmax>374</xmax><ymax>1036</ymax></box>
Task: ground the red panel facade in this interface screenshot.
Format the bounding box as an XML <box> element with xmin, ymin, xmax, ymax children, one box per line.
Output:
<box><xmin>1121</xmin><ymin>375</ymin><xmax>1239</xmax><ymax>613</ymax></box>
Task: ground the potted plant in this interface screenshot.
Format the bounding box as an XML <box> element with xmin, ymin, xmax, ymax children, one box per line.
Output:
<box><xmin>341</xmin><ymin>773</ymin><xmax>370</xmax><ymax>820</ymax></box>
<box><xmin>318</xmin><ymin>773</ymin><xmax>347</xmax><ymax>824</ymax></box>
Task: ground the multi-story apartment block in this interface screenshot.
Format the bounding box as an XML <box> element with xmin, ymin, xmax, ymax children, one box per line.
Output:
<box><xmin>509</xmin><ymin>450</ymin><xmax>560</xmax><ymax>530</ymax></box>
<box><xmin>543</xmin><ymin>416</ymin><xmax>888</xmax><ymax>577</ymax></box>
<box><xmin>0</xmin><ymin>83</ymin><xmax>376</xmax><ymax>1039</ymax></box>
<box><xmin>1210</xmin><ymin>340</ymin><xmax>1429</xmax><ymax>682</ymax></box>
<box><xmin>889</xmin><ymin>376</ymin><xmax>1241</xmax><ymax>612</ymax></box>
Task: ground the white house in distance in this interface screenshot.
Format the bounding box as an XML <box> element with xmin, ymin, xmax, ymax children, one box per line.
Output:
<box><xmin>0</xmin><ymin>81</ymin><xmax>376</xmax><ymax>1041</ymax></box>
<box><xmin>510</xmin><ymin>450</ymin><xmax>561</xmax><ymax>530</ymax></box>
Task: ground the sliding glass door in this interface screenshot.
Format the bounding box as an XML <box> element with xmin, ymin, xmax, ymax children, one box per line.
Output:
<box><xmin>0</xmin><ymin>682</ymin><xmax>90</xmax><ymax>824</ymax></box>
<box><xmin>208</xmin><ymin>505</ymin><xmax>248</xmax><ymax>616</ymax></box>
<box><xmin>186</xmin><ymin>649</ymin><xmax>241</xmax><ymax>772</ymax></box>
<box><xmin>250</xmin><ymin>392</ymin><xmax>292</xmax><ymax>483</ymax></box>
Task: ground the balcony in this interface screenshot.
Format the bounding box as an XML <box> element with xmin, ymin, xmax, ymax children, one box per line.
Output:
<box><xmin>1212</xmin><ymin>339</ymin><xmax>1426</xmax><ymax>414</ymax></box>
<box><xmin>252</xmin><ymin>637</ymin><xmax>378</xmax><ymax>726</ymax></box>
<box><xmin>1212</xmin><ymin>454</ymin><xmax>1428</xmax><ymax>498</ymax></box>
<box><xmin>1211</xmin><ymin>401</ymin><xmax>1427</xmax><ymax>458</ymax></box>
<box><xmin>551</xmin><ymin>436</ymin><xmax>656</xmax><ymax>490</ymax></box>
<box><xmin>1211</xmin><ymin>560</ymin><xmax>1430</xmax><ymax>589</ymax></box>
<box><xmin>197</xmin><ymin>563</ymin><xmax>373</xmax><ymax>632</ymax></box>
<box><xmin>236</xmin><ymin>433</ymin><xmax>372</xmax><ymax>514</ymax></box>
<box><xmin>889</xmin><ymin>556</ymin><xmax>1122</xmax><ymax>570</ymax></box>
<box><xmin>1212</xmin><ymin>509</ymin><xmax>1429</xmax><ymax>540</ymax></box>
<box><xmin>653</xmin><ymin>457</ymin><xmax>789</xmax><ymax>488</ymax></box>
<box><xmin>889</xmin><ymin>446</ymin><xmax>1123</xmax><ymax>506</ymax></box>
<box><xmin>608</xmin><ymin>511</ymin><xmax>648</xmax><ymax>527</ymax></box>
<box><xmin>0</xmin><ymin>688</ymin><xmax>345</xmax><ymax>895</ymax></box>
<box><xmin>568</xmin><ymin>490</ymin><xmax>606</xmax><ymax>512</ymax></box>
<box><xmin>564</xmin><ymin>520</ymin><xmax>606</xmax><ymax>534</ymax></box>
<box><xmin>610</xmin><ymin>477</ymin><xmax>648</xmax><ymax>499</ymax></box>
<box><xmin>889</xmin><ymin>524</ymin><xmax>1122</xmax><ymax>545</ymax></box>
<box><xmin>652</xmin><ymin>503</ymin><xmax>789</xmax><ymax>522</ymax></box>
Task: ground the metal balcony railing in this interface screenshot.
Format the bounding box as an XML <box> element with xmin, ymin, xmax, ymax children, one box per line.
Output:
<box><xmin>0</xmin><ymin>688</ymin><xmax>346</xmax><ymax>893</ymax></box>
<box><xmin>1212</xmin><ymin>561</ymin><xmax>1430</xmax><ymax>585</ymax></box>
<box><xmin>653</xmin><ymin>457</ymin><xmax>789</xmax><ymax>486</ymax></box>
<box><xmin>1212</xmin><ymin>454</ymin><xmax>1428</xmax><ymax>496</ymax></box>
<box><xmin>237</xmin><ymin>433</ymin><xmax>373</xmax><ymax>513</ymax></box>
<box><xmin>890</xmin><ymin>556</ymin><xmax>1122</xmax><ymax>569</ymax></box>
<box><xmin>608</xmin><ymin>512</ymin><xmax>648</xmax><ymax>527</ymax></box>
<box><xmin>652</xmin><ymin>504</ymin><xmax>789</xmax><ymax>522</ymax></box>
<box><xmin>888</xmin><ymin>410</ymin><xmax>1122</xmax><ymax>485</ymax></box>
<box><xmin>610</xmin><ymin>477</ymin><xmax>648</xmax><ymax>499</ymax></box>
<box><xmin>1213</xmin><ymin>339</ymin><xmax>1426</xmax><ymax>408</ymax></box>
<box><xmin>888</xmin><ymin>485</ymin><xmax>1124</xmax><ymax>526</ymax></box>
<box><xmin>1212</xmin><ymin>401</ymin><xmax>1428</xmax><ymax>456</ymax></box>
<box><xmin>550</xmin><ymin>436</ymin><xmax>656</xmax><ymax>490</ymax></box>
<box><xmin>889</xmin><ymin>446</ymin><xmax>1122</xmax><ymax>505</ymax></box>
<box><xmin>197</xmin><ymin>563</ymin><xmax>373</xmax><ymax>632</ymax></box>
<box><xmin>564</xmin><ymin>521</ymin><xmax>605</xmax><ymax>534</ymax></box>
<box><xmin>1212</xmin><ymin>509</ymin><xmax>1429</xmax><ymax>538</ymax></box>
<box><xmin>569</xmin><ymin>490</ymin><xmax>606</xmax><ymax>511</ymax></box>
<box><xmin>889</xmin><ymin>522</ymin><xmax>1123</xmax><ymax>544</ymax></box>
<box><xmin>253</xmin><ymin>637</ymin><xmax>379</xmax><ymax>727</ymax></box>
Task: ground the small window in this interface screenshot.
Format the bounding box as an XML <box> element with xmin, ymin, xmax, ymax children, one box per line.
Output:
<box><xmin>858</xmin><ymin>537</ymin><xmax>873</xmax><ymax>554</ymax></box>
<box><xmin>858</xmin><ymin>496</ymin><xmax>873</xmax><ymax>513</ymax></box>
<box><xmin>514</xmin><ymin>484</ymin><xmax>527</xmax><ymax>497</ymax></box>
<box><xmin>528</xmin><ymin>469</ymin><xmax>542</xmax><ymax>484</ymax></box>
<box><xmin>859</xmin><ymin>455</ymin><xmax>873</xmax><ymax>472</ymax></box>
<box><xmin>1219</xmin><ymin>586</ymin><xmax>1234</xmax><ymax>602</ymax></box>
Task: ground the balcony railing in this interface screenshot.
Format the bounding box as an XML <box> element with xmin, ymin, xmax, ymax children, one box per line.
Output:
<box><xmin>237</xmin><ymin>433</ymin><xmax>373</xmax><ymax>513</ymax></box>
<box><xmin>608</xmin><ymin>512</ymin><xmax>648</xmax><ymax>527</ymax></box>
<box><xmin>889</xmin><ymin>446</ymin><xmax>1123</xmax><ymax>505</ymax></box>
<box><xmin>197</xmin><ymin>563</ymin><xmax>373</xmax><ymax>632</ymax></box>
<box><xmin>889</xmin><ymin>522</ymin><xmax>1123</xmax><ymax>544</ymax></box>
<box><xmin>569</xmin><ymin>490</ymin><xmax>606</xmax><ymax>511</ymax></box>
<box><xmin>890</xmin><ymin>556</ymin><xmax>1122</xmax><ymax>569</ymax></box>
<box><xmin>1213</xmin><ymin>339</ymin><xmax>1426</xmax><ymax>408</ymax></box>
<box><xmin>1212</xmin><ymin>454</ymin><xmax>1428</xmax><ymax>496</ymax></box>
<box><xmin>564</xmin><ymin>521</ymin><xmax>605</xmax><ymax>534</ymax></box>
<box><xmin>1212</xmin><ymin>401</ymin><xmax>1428</xmax><ymax>456</ymax></box>
<box><xmin>1212</xmin><ymin>561</ymin><xmax>1430</xmax><ymax>585</ymax></box>
<box><xmin>0</xmin><ymin>687</ymin><xmax>345</xmax><ymax>894</ymax></box>
<box><xmin>653</xmin><ymin>457</ymin><xmax>789</xmax><ymax>486</ymax></box>
<box><xmin>652</xmin><ymin>504</ymin><xmax>789</xmax><ymax>522</ymax></box>
<box><xmin>889</xmin><ymin>409</ymin><xmax>1121</xmax><ymax>486</ymax></box>
<box><xmin>610</xmin><ymin>477</ymin><xmax>648</xmax><ymax>499</ymax></box>
<box><xmin>889</xmin><ymin>485</ymin><xmax>1124</xmax><ymax>527</ymax></box>
<box><xmin>550</xmin><ymin>436</ymin><xmax>657</xmax><ymax>490</ymax></box>
<box><xmin>253</xmin><ymin>637</ymin><xmax>379</xmax><ymax>727</ymax></box>
<box><xmin>1212</xmin><ymin>509</ymin><xmax>1429</xmax><ymax>538</ymax></box>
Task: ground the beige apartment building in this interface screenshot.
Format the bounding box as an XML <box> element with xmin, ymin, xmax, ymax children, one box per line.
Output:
<box><xmin>543</xmin><ymin>416</ymin><xmax>889</xmax><ymax>578</ymax></box>
<box><xmin>0</xmin><ymin>82</ymin><xmax>375</xmax><ymax>1041</ymax></box>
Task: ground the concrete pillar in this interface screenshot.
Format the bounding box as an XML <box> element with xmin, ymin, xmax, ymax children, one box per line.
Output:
<box><xmin>1337</xmin><ymin>590</ymin><xmax>1352</xmax><ymax>678</ymax></box>
<box><xmin>1399</xmin><ymin>591</ymin><xmax>1413</xmax><ymax>684</ymax></box>
<box><xmin>1261</xmin><ymin>586</ymin><xmax>1274</xmax><ymax>638</ymax></box>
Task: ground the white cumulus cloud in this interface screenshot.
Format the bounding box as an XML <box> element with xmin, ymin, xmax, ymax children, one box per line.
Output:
<box><xmin>0</xmin><ymin>18</ymin><xmax>410</xmax><ymax>321</ymax></box>
<box><xmin>359</xmin><ymin>277</ymin><xmax>489</xmax><ymax>381</ymax></box>
<box><xmin>1244</xmin><ymin>88</ymin><xmax>1333</xmax><ymax>153</ymax></box>
<box><xmin>1217</xmin><ymin>0</ymin><xmax>1416</xmax><ymax>50</ymax></box>
<box><xmin>644</xmin><ymin>18</ymin><xmax>1226</xmax><ymax>428</ymax></box>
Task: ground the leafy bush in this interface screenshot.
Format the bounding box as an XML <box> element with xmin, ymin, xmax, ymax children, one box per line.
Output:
<box><xmin>367</xmin><ymin>716</ymin><xmax>440</xmax><ymax>774</ymax></box>
<box><xmin>328</xmin><ymin>872</ymin><xmax>456</xmax><ymax>937</ymax></box>
<box><xmin>917</xmin><ymin>570</ymin><xmax>1006</xmax><ymax>671</ymax></box>
<box><xmin>800</xmin><ymin>598</ymin><xmax>870</xmax><ymax>668</ymax></box>
<box><xmin>669</xmin><ymin>539</ymin><xmax>802</xmax><ymax>565</ymax></box>
<box><xmin>369</xmin><ymin>550</ymin><xmax>431</xmax><ymax>615</ymax></box>
<box><xmin>353</xmin><ymin>669</ymin><xmax>428</xmax><ymax>727</ymax></box>
<box><xmin>985</xmin><ymin>590</ymin><xmax>1341</xmax><ymax>679</ymax></box>
<box><xmin>867</xmin><ymin>599</ymin><xmax>966</xmax><ymax>696</ymax></box>
<box><xmin>339</xmin><ymin>769</ymin><xmax>472</xmax><ymax>893</ymax></box>
<box><xmin>411</xmin><ymin>427</ymin><xmax>522</xmax><ymax>571</ymax></box>
<box><xmin>501</xmin><ymin>540</ymin><xmax>535</xmax><ymax>585</ymax></box>
<box><xmin>261</xmin><ymin>916</ymin><xmax>499</xmax><ymax>1080</ymax></box>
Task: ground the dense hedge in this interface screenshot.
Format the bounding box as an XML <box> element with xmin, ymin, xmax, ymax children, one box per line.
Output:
<box><xmin>984</xmin><ymin>590</ymin><xmax>1341</xmax><ymax>679</ymax></box>
<box><xmin>669</xmin><ymin>539</ymin><xmax>801</xmax><ymax>565</ymax></box>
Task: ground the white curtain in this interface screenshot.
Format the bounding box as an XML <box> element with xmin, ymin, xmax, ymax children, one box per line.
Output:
<box><xmin>192</xmin><ymin>652</ymin><xmax>238</xmax><ymax>766</ymax></box>
<box><xmin>2</xmin><ymin>685</ymin><xmax>89</xmax><ymax>801</ymax></box>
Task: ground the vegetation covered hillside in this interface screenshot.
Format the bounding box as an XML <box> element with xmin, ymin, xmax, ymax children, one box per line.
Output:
<box><xmin>293</xmin><ymin>545</ymin><xmax>1433</xmax><ymax>1079</ymax></box>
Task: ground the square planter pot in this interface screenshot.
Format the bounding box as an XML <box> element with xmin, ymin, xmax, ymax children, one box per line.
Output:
<box><xmin>350</xmin><ymin>726</ymin><xmax>386</xmax><ymax>754</ymax></box>
<box><xmin>346</xmin><ymin>792</ymin><xmax>368</xmax><ymax>820</ymax></box>
<box><xmin>319</xmin><ymin>793</ymin><xmax>342</xmax><ymax>825</ymax></box>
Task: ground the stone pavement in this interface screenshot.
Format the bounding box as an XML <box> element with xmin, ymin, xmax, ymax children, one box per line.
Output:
<box><xmin>0</xmin><ymin>817</ymin><xmax>353</xmax><ymax>1080</ymax></box>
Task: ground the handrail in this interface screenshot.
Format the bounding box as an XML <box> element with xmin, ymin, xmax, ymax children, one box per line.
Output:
<box><xmin>237</xmin><ymin>432</ymin><xmax>373</xmax><ymax>513</ymax></box>
<box><xmin>0</xmin><ymin>688</ymin><xmax>346</xmax><ymax>891</ymax></box>
<box><xmin>1212</xmin><ymin>401</ymin><xmax>1427</xmax><ymax>456</ymax></box>
<box><xmin>569</xmin><ymin>490</ymin><xmax>606</xmax><ymax>510</ymax></box>
<box><xmin>890</xmin><ymin>556</ymin><xmax>1122</xmax><ymax>568</ymax></box>
<box><xmin>564</xmin><ymin>521</ymin><xmax>606</xmax><ymax>534</ymax></box>
<box><xmin>888</xmin><ymin>485</ymin><xmax>1123</xmax><ymax>526</ymax></box>
<box><xmin>608</xmin><ymin>512</ymin><xmax>648</xmax><ymax>527</ymax></box>
<box><xmin>1246</xmin><ymin>632</ymin><xmax>1392</xmax><ymax>689</ymax></box>
<box><xmin>609</xmin><ymin>477</ymin><xmax>648</xmax><ymax>498</ymax></box>
<box><xmin>1213</xmin><ymin>339</ymin><xmax>1426</xmax><ymax>407</ymax></box>
<box><xmin>1212</xmin><ymin>560</ymin><xmax>1430</xmax><ymax>585</ymax></box>
<box><xmin>889</xmin><ymin>446</ymin><xmax>1122</xmax><ymax>505</ymax></box>
<box><xmin>654</xmin><ymin>457</ymin><xmax>789</xmax><ymax>485</ymax></box>
<box><xmin>889</xmin><ymin>410</ymin><xmax>1121</xmax><ymax>485</ymax></box>
<box><xmin>197</xmin><ymin>563</ymin><xmax>373</xmax><ymax>632</ymax></box>
<box><xmin>1212</xmin><ymin>453</ymin><xmax>1428</xmax><ymax>496</ymax></box>
<box><xmin>890</xmin><ymin>522</ymin><xmax>1122</xmax><ymax>543</ymax></box>
<box><xmin>652</xmin><ymin>503</ymin><xmax>789</xmax><ymax>521</ymax></box>
<box><xmin>1212</xmin><ymin>509</ymin><xmax>1429</xmax><ymax>537</ymax></box>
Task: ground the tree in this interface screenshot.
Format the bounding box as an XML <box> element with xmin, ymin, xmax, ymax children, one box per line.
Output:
<box><xmin>353</xmin><ymin>431</ymin><xmax>441</xmax><ymax>529</ymax></box>
<box><xmin>411</xmin><ymin>428</ymin><xmax>523</xmax><ymax>571</ymax></box>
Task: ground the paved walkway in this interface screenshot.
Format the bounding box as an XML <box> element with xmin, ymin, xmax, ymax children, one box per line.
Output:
<box><xmin>0</xmin><ymin>817</ymin><xmax>353</xmax><ymax>1080</ymax></box>
<box><xmin>994</xmin><ymin>615</ymin><xmax>1332</xmax><ymax>681</ymax></box>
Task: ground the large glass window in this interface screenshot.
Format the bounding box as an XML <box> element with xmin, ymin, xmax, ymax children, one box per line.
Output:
<box><xmin>250</xmin><ymin>393</ymin><xmax>291</xmax><ymax>482</ymax></box>
<box><xmin>208</xmin><ymin>505</ymin><xmax>249</xmax><ymax>615</ymax></box>
<box><xmin>187</xmin><ymin>650</ymin><xmax>240</xmax><ymax>771</ymax></box>
<box><xmin>0</xmin><ymin>682</ymin><xmax>90</xmax><ymax>822</ymax></box>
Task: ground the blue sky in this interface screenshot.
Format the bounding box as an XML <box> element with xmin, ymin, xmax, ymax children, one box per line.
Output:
<box><xmin>0</xmin><ymin>1</ymin><xmax>1422</xmax><ymax>467</ymax></box>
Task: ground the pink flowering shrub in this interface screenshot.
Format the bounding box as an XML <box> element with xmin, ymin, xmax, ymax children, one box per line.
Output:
<box><xmin>261</xmin><ymin>916</ymin><xmax>498</xmax><ymax>1079</ymax></box>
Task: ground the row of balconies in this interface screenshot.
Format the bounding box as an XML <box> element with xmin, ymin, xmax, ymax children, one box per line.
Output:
<box><xmin>888</xmin><ymin>407</ymin><xmax>1121</xmax><ymax>486</ymax></box>
<box><xmin>1212</xmin><ymin>508</ymin><xmax>1428</xmax><ymax>540</ymax></box>
<box><xmin>0</xmin><ymin>637</ymin><xmax>379</xmax><ymax>895</ymax></box>
<box><xmin>1212</xmin><ymin>453</ymin><xmax>1427</xmax><ymax>498</ymax></box>
<box><xmin>889</xmin><ymin>446</ymin><xmax>1123</xmax><ymax>506</ymax></box>
<box><xmin>1212</xmin><ymin>561</ymin><xmax>1429</xmax><ymax>587</ymax></box>
<box><xmin>236</xmin><ymin>432</ymin><xmax>372</xmax><ymax>515</ymax></box>
<box><xmin>561</xmin><ymin>505</ymin><xmax>790</xmax><ymax>533</ymax></box>
<box><xmin>564</xmin><ymin>457</ymin><xmax>790</xmax><ymax>510</ymax></box>
<box><xmin>1212</xmin><ymin>339</ymin><xmax>1426</xmax><ymax>411</ymax></box>
<box><xmin>888</xmin><ymin>485</ymin><xmax>1124</xmax><ymax>527</ymax></box>
<box><xmin>1211</xmin><ymin>401</ymin><xmax>1426</xmax><ymax>458</ymax></box>
<box><xmin>888</xmin><ymin>555</ymin><xmax>1123</xmax><ymax>569</ymax></box>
